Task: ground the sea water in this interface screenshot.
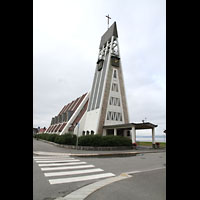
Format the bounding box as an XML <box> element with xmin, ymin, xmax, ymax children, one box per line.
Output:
<box><xmin>136</xmin><ymin>135</ymin><xmax>166</xmax><ymax>143</ymax></box>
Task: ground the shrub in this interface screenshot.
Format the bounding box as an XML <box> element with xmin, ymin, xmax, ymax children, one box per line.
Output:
<box><xmin>35</xmin><ymin>133</ymin><xmax>76</xmax><ymax>145</ymax></box>
<box><xmin>47</xmin><ymin>134</ymin><xmax>58</xmax><ymax>142</ymax></box>
<box><xmin>78</xmin><ymin>135</ymin><xmax>132</xmax><ymax>147</ymax></box>
<box><xmin>35</xmin><ymin>133</ymin><xmax>132</xmax><ymax>147</ymax></box>
<box><xmin>78</xmin><ymin>135</ymin><xmax>102</xmax><ymax>146</ymax></box>
<box><xmin>36</xmin><ymin>133</ymin><xmax>48</xmax><ymax>140</ymax></box>
<box><xmin>54</xmin><ymin>133</ymin><xmax>77</xmax><ymax>145</ymax></box>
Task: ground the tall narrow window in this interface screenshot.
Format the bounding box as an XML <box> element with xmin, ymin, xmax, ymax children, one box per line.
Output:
<box><xmin>109</xmin><ymin>97</ymin><xmax>120</xmax><ymax>106</ymax></box>
<box><xmin>107</xmin><ymin>111</ymin><xmax>112</xmax><ymax>120</ymax></box>
<box><xmin>107</xmin><ymin>113</ymin><xmax>109</xmax><ymax>120</ymax></box>
<box><xmin>112</xmin><ymin>83</ymin><xmax>118</xmax><ymax>92</ymax></box>
<box><xmin>107</xmin><ymin>111</ymin><xmax>122</xmax><ymax>121</ymax></box>
<box><xmin>119</xmin><ymin>113</ymin><xmax>122</xmax><ymax>121</ymax></box>
<box><xmin>116</xmin><ymin>84</ymin><xmax>118</xmax><ymax>92</ymax></box>
<box><xmin>111</xmin><ymin>112</ymin><xmax>114</xmax><ymax>120</ymax></box>
<box><xmin>109</xmin><ymin>97</ymin><xmax>113</xmax><ymax>105</ymax></box>
<box><xmin>113</xmin><ymin>70</ymin><xmax>117</xmax><ymax>78</ymax></box>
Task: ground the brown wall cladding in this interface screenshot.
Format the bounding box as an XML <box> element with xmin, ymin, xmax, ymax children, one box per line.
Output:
<box><xmin>46</xmin><ymin>126</ymin><xmax>52</xmax><ymax>132</ymax></box>
<box><xmin>44</xmin><ymin>93</ymin><xmax>86</xmax><ymax>131</ymax></box>
<box><xmin>71</xmin><ymin>93</ymin><xmax>87</xmax><ymax>112</ymax></box>
<box><xmin>51</xmin><ymin>125</ymin><xmax>58</xmax><ymax>132</ymax></box>
<box><xmin>58</xmin><ymin>122</ymin><xmax>67</xmax><ymax>132</ymax></box>
<box><xmin>46</xmin><ymin>125</ymin><xmax>53</xmax><ymax>133</ymax></box>
<box><xmin>54</xmin><ymin>124</ymin><xmax>62</xmax><ymax>132</ymax></box>
<box><xmin>45</xmin><ymin>93</ymin><xmax>88</xmax><ymax>134</ymax></box>
<box><xmin>117</xmin><ymin>61</ymin><xmax>129</xmax><ymax>123</ymax></box>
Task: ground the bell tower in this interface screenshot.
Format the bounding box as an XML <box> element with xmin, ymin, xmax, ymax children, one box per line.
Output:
<box><xmin>83</xmin><ymin>21</ymin><xmax>129</xmax><ymax>135</ymax></box>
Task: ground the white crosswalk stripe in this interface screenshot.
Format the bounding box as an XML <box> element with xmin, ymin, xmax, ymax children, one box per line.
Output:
<box><xmin>44</xmin><ymin>168</ymin><xmax>104</xmax><ymax>177</ymax></box>
<box><xmin>48</xmin><ymin>173</ymin><xmax>115</xmax><ymax>185</ymax></box>
<box><xmin>35</xmin><ymin>159</ymin><xmax>77</xmax><ymax>163</ymax></box>
<box><xmin>41</xmin><ymin>164</ymin><xmax>95</xmax><ymax>171</ymax></box>
<box><xmin>33</xmin><ymin>157</ymin><xmax>73</xmax><ymax>161</ymax></box>
<box><xmin>38</xmin><ymin>161</ymin><xmax>86</xmax><ymax>167</ymax></box>
<box><xmin>33</xmin><ymin>155</ymin><xmax>115</xmax><ymax>185</ymax></box>
<box><xmin>33</xmin><ymin>155</ymin><xmax>70</xmax><ymax>158</ymax></box>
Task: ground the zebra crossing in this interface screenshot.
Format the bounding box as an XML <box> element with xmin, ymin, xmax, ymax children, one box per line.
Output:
<box><xmin>33</xmin><ymin>155</ymin><xmax>115</xmax><ymax>185</ymax></box>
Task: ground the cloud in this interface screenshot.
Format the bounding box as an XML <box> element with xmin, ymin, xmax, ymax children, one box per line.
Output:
<box><xmin>33</xmin><ymin>0</ymin><xmax>166</xmax><ymax>135</ymax></box>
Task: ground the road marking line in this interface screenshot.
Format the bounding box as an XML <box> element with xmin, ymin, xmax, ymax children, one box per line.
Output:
<box><xmin>49</xmin><ymin>173</ymin><xmax>115</xmax><ymax>185</ymax></box>
<box><xmin>39</xmin><ymin>162</ymin><xmax>86</xmax><ymax>167</ymax></box>
<box><xmin>35</xmin><ymin>159</ymin><xmax>78</xmax><ymax>163</ymax></box>
<box><xmin>44</xmin><ymin>168</ymin><xmax>104</xmax><ymax>177</ymax></box>
<box><xmin>126</xmin><ymin>167</ymin><xmax>166</xmax><ymax>175</ymax></box>
<box><xmin>41</xmin><ymin>165</ymin><xmax>95</xmax><ymax>171</ymax></box>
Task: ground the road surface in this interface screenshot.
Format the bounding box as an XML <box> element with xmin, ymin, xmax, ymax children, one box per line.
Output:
<box><xmin>33</xmin><ymin>138</ymin><xmax>166</xmax><ymax>200</ymax></box>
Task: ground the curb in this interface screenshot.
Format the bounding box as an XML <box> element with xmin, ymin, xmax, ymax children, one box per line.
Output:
<box><xmin>33</xmin><ymin>150</ymin><xmax>166</xmax><ymax>158</ymax></box>
<box><xmin>68</xmin><ymin>150</ymin><xmax>165</xmax><ymax>158</ymax></box>
<box><xmin>55</xmin><ymin>173</ymin><xmax>132</xmax><ymax>200</ymax></box>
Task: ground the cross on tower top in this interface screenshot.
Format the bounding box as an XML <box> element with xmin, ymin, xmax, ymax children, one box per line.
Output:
<box><xmin>105</xmin><ymin>14</ymin><xmax>111</xmax><ymax>29</ymax></box>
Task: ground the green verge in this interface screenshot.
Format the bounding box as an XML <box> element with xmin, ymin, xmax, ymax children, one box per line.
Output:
<box><xmin>137</xmin><ymin>141</ymin><xmax>166</xmax><ymax>148</ymax></box>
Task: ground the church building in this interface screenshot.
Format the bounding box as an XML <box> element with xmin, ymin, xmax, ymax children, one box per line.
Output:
<box><xmin>45</xmin><ymin>21</ymin><xmax>157</xmax><ymax>145</ymax></box>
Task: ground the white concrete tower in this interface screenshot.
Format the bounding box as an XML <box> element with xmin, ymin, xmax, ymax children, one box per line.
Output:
<box><xmin>83</xmin><ymin>22</ymin><xmax>129</xmax><ymax>135</ymax></box>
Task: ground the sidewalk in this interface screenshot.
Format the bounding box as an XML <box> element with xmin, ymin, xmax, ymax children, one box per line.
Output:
<box><xmin>33</xmin><ymin>138</ymin><xmax>166</xmax><ymax>157</ymax></box>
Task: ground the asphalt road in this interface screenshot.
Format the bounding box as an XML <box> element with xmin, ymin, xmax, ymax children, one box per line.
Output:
<box><xmin>33</xmin><ymin>139</ymin><xmax>166</xmax><ymax>200</ymax></box>
<box><xmin>86</xmin><ymin>168</ymin><xmax>166</xmax><ymax>200</ymax></box>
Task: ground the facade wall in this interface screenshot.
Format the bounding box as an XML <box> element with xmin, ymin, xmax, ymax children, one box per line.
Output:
<box><xmin>104</xmin><ymin>67</ymin><xmax>125</xmax><ymax>126</ymax></box>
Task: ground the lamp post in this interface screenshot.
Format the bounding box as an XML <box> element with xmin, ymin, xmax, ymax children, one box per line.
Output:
<box><xmin>76</xmin><ymin>122</ymin><xmax>80</xmax><ymax>150</ymax></box>
<box><xmin>164</xmin><ymin>130</ymin><xmax>166</xmax><ymax>143</ymax></box>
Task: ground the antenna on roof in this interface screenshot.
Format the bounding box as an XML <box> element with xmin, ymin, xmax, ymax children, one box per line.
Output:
<box><xmin>142</xmin><ymin>117</ymin><xmax>147</xmax><ymax>123</ymax></box>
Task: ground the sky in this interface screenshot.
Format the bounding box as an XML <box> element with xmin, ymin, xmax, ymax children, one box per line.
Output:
<box><xmin>33</xmin><ymin>0</ymin><xmax>166</xmax><ymax>136</ymax></box>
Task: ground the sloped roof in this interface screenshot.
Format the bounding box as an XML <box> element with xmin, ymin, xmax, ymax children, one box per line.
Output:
<box><xmin>99</xmin><ymin>21</ymin><xmax>118</xmax><ymax>49</ymax></box>
<box><xmin>58</xmin><ymin>92</ymin><xmax>87</xmax><ymax>116</ymax></box>
<box><xmin>46</xmin><ymin>92</ymin><xmax>88</xmax><ymax>134</ymax></box>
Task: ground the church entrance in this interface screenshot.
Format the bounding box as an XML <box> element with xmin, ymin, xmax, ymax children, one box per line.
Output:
<box><xmin>103</xmin><ymin>122</ymin><xmax>158</xmax><ymax>148</ymax></box>
<box><xmin>117</xmin><ymin>129</ymin><xmax>124</xmax><ymax>136</ymax></box>
<box><xmin>106</xmin><ymin>129</ymin><xmax>114</xmax><ymax>135</ymax></box>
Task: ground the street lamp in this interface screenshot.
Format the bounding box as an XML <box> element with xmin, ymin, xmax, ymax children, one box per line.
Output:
<box><xmin>76</xmin><ymin>122</ymin><xmax>80</xmax><ymax>150</ymax></box>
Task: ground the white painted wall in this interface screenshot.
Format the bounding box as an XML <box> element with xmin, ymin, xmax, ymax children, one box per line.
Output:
<box><xmin>83</xmin><ymin>108</ymin><xmax>101</xmax><ymax>134</ymax></box>
<box><xmin>74</xmin><ymin>110</ymin><xmax>87</xmax><ymax>136</ymax></box>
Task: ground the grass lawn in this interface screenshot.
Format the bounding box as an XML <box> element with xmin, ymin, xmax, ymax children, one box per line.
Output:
<box><xmin>137</xmin><ymin>141</ymin><xmax>166</xmax><ymax>148</ymax></box>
